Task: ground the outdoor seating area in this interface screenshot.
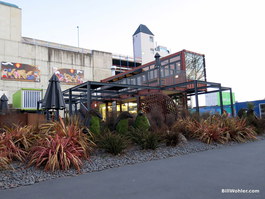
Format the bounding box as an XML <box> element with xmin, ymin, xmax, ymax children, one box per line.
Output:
<box><xmin>0</xmin><ymin>76</ymin><xmax>264</xmax><ymax>175</ymax></box>
<box><xmin>1</xmin><ymin>49</ymin><xmax>265</xmax><ymax>179</ymax></box>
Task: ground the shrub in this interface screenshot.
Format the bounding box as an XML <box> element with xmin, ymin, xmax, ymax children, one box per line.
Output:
<box><xmin>172</xmin><ymin>118</ymin><xmax>198</xmax><ymax>139</ymax></box>
<box><xmin>40</xmin><ymin>117</ymin><xmax>94</xmax><ymax>157</ymax></box>
<box><xmin>89</xmin><ymin>116</ymin><xmax>101</xmax><ymax>135</ymax></box>
<box><xmin>0</xmin><ymin>152</ymin><xmax>11</xmax><ymax>170</ymax></box>
<box><xmin>28</xmin><ymin>134</ymin><xmax>85</xmax><ymax>171</ymax></box>
<box><xmin>0</xmin><ymin>125</ymin><xmax>35</xmax><ymax>162</ymax></box>
<box><xmin>134</xmin><ymin>112</ymin><xmax>150</xmax><ymax>131</ymax></box>
<box><xmin>116</xmin><ymin>119</ymin><xmax>129</xmax><ymax>134</ymax></box>
<box><xmin>194</xmin><ymin>121</ymin><xmax>229</xmax><ymax>144</ymax></box>
<box><xmin>255</xmin><ymin>119</ymin><xmax>265</xmax><ymax>135</ymax></box>
<box><xmin>224</xmin><ymin>118</ymin><xmax>257</xmax><ymax>142</ymax></box>
<box><xmin>130</xmin><ymin>129</ymin><xmax>160</xmax><ymax>150</ymax></box>
<box><xmin>191</xmin><ymin>115</ymin><xmax>257</xmax><ymax>144</ymax></box>
<box><xmin>28</xmin><ymin>117</ymin><xmax>94</xmax><ymax>171</ymax></box>
<box><xmin>163</xmin><ymin>130</ymin><xmax>181</xmax><ymax>146</ymax></box>
<box><xmin>147</xmin><ymin>106</ymin><xmax>167</xmax><ymax>130</ymax></box>
<box><xmin>97</xmin><ymin>132</ymin><xmax>128</xmax><ymax>155</ymax></box>
<box><xmin>114</xmin><ymin>112</ymin><xmax>133</xmax><ymax>134</ymax></box>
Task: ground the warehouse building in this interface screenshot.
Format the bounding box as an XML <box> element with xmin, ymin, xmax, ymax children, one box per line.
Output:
<box><xmin>0</xmin><ymin>1</ymin><xmax>113</xmax><ymax>104</ymax></box>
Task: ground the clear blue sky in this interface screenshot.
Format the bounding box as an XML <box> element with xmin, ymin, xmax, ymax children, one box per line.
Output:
<box><xmin>7</xmin><ymin>0</ymin><xmax>265</xmax><ymax>102</ymax></box>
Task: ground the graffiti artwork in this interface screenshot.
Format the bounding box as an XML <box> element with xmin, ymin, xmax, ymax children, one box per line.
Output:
<box><xmin>1</xmin><ymin>62</ymin><xmax>40</xmax><ymax>82</ymax></box>
<box><xmin>53</xmin><ymin>68</ymin><xmax>84</xmax><ymax>84</ymax></box>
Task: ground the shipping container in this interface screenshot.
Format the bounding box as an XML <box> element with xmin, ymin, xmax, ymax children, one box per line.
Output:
<box><xmin>13</xmin><ymin>88</ymin><xmax>43</xmax><ymax>110</ymax></box>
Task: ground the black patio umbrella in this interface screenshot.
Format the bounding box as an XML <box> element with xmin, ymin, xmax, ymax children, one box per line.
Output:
<box><xmin>42</xmin><ymin>74</ymin><xmax>65</xmax><ymax>120</ymax></box>
<box><xmin>0</xmin><ymin>94</ymin><xmax>9</xmax><ymax>114</ymax></box>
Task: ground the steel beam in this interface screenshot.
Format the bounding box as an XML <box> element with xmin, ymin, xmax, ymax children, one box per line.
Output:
<box><xmin>229</xmin><ymin>88</ymin><xmax>235</xmax><ymax>117</ymax></box>
<box><xmin>219</xmin><ymin>84</ymin><xmax>224</xmax><ymax>115</ymax></box>
<box><xmin>194</xmin><ymin>80</ymin><xmax>199</xmax><ymax>115</ymax></box>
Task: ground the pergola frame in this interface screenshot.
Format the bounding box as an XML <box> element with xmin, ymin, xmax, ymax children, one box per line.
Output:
<box><xmin>62</xmin><ymin>79</ymin><xmax>234</xmax><ymax>117</ymax></box>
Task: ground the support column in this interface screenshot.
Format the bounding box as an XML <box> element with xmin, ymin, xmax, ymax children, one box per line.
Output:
<box><xmin>69</xmin><ymin>89</ymin><xmax>73</xmax><ymax>116</ymax></box>
<box><xmin>219</xmin><ymin>84</ymin><xmax>224</xmax><ymax>115</ymax></box>
<box><xmin>194</xmin><ymin>80</ymin><xmax>199</xmax><ymax>115</ymax></box>
<box><xmin>87</xmin><ymin>83</ymin><xmax>91</xmax><ymax>111</ymax></box>
<box><xmin>74</xmin><ymin>103</ymin><xmax>77</xmax><ymax>114</ymax></box>
<box><xmin>203</xmin><ymin>55</ymin><xmax>207</xmax><ymax>82</ymax></box>
<box><xmin>136</xmin><ymin>96</ymin><xmax>141</xmax><ymax>112</ymax></box>
<box><xmin>105</xmin><ymin>102</ymin><xmax>109</xmax><ymax>118</ymax></box>
<box><xmin>229</xmin><ymin>88</ymin><xmax>235</xmax><ymax>117</ymax></box>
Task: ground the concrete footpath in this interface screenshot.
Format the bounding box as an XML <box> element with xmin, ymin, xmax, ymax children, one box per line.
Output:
<box><xmin>1</xmin><ymin>139</ymin><xmax>265</xmax><ymax>199</ymax></box>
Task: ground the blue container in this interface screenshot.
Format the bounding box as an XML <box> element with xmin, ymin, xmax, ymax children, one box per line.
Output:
<box><xmin>234</xmin><ymin>100</ymin><xmax>265</xmax><ymax>118</ymax></box>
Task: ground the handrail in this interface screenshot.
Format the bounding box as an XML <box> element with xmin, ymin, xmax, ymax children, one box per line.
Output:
<box><xmin>80</xmin><ymin>101</ymin><xmax>88</xmax><ymax>116</ymax></box>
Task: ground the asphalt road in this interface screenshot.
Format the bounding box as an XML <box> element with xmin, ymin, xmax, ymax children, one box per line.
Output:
<box><xmin>1</xmin><ymin>139</ymin><xmax>265</xmax><ymax>199</ymax></box>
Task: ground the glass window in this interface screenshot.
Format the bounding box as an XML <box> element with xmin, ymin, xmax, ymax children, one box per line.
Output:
<box><xmin>149</xmin><ymin>70</ymin><xmax>154</xmax><ymax>80</ymax></box>
<box><xmin>149</xmin><ymin>64</ymin><xmax>155</xmax><ymax>70</ymax></box>
<box><xmin>130</xmin><ymin>78</ymin><xmax>136</xmax><ymax>85</ymax></box>
<box><xmin>158</xmin><ymin>67</ymin><xmax>164</xmax><ymax>77</ymax></box>
<box><xmin>137</xmin><ymin>76</ymin><xmax>142</xmax><ymax>85</ymax></box>
<box><xmin>154</xmin><ymin>69</ymin><xmax>158</xmax><ymax>78</ymax></box>
<box><xmin>164</xmin><ymin>65</ymin><xmax>169</xmax><ymax>77</ymax></box>
<box><xmin>176</xmin><ymin>62</ymin><xmax>181</xmax><ymax>70</ymax></box>
<box><xmin>161</xmin><ymin>60</ymin><xmax>169</xmax><ymax>66</ymax></box>
<box><xmin>185</xmin><ymin>52</ymin><xmax>205</xmax><ymax>80</ymax></box>
<box><xmin>169</xmin><ymin>64</ymin><xmax>175</xmax><ymax>75</ymax></box>
<box><xmin>170</xmin><ymin>55</ymin><xmax>181</xmax><ymax>63</ymax></box>
<box><xmin>142</xmin><ymin>74</ymin><xmax>146</xmax><ymax>82</ymax></box>
<box><xmin>149</xmin><ymin>36</ymin><xmax>154</xmax><ymax>42</ymax></box>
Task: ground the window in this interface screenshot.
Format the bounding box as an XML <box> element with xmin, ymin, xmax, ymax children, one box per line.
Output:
<box><xmin>149</xmin><ymin>36</ymin><xmax>154</xmax><ymax>42</ymax></box>
<box><xmin>170</xmin><ymin>56</ymin><xmax>180</xmax><ymax>63</ymax></box>
<box><xmin>161</xmin><ymin>60</ymin><xmax>169</xmax><ymax>66</ymax></box>
<box><xmin>260</xmin><ymin>104</ymin><xmax>265</xmax><ymax>119</ymax></box>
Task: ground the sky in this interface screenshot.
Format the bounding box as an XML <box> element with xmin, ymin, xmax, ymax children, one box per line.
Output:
<box><xmin>7</xmin><ymin>0</ymin><xmax>265</xmax><ymax>102</ymax></box>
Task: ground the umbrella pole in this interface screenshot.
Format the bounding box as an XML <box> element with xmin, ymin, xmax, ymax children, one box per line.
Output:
<box><xmin>56</xmin><ymin>110</ymin><xmax>59</xmax><ymax>121</ymax></box>
<box><xmin>46</xmin><ymin>110</ymin><xmax>50</xmax><ymax>121</ymax></box>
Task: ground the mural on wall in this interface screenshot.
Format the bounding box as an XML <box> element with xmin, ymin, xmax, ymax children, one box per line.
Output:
<box><xmin>53</xmin><ymin>67</ymin><xmax>84</xmax><ymax>84</ymax></box>
<box><xmin>1</xmin><ymin>62</ymin><xmax>40</xmax><ymax>82</ymax></box>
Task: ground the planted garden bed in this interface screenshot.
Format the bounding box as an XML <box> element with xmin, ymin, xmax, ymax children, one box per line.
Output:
<box><xmin>0</xmin><ymin>107</ymin><xmax>264</xmax><ymax>190</ymax></box>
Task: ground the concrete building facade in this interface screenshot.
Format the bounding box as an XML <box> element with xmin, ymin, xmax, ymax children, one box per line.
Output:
<box><xmin>0</xmin><ymin>2</ymin><xmax>112</xmax><ymax>102</ymax></box>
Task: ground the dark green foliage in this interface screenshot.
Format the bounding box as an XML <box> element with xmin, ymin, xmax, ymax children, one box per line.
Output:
<box><xmin>116</xmin><ymin>119</ymin><xmax>129</xmax><ymax>134</ymax></box>
<box><xmin>114</xmin><ymin>112</ymin><xmax>133</xmax><ymax>134</ymax></box>
<box><xmin>238</xmin><ymin>103</ymin><xmax>265</xmax><ymax>135</ymax></box>
<box><xmin>237</xmin><ymin>108</ymin><xmax>247</xmax><ymax>118</ymax></box>
<box><xmin>134</xmin><ymin>112</ymin><xmax>150</xmax><ymax>131</ymax></box>
<box><xmin>130</xmin><ymin>129</ymin><xmax>160</xmax><ymax>150</ymax></box>
<box><xmin>163</xmin><ymin>130</ymin><xmax>180</xmax><ymax>146</ymax></box>
<box><xmin>97</xmin><ymin>132</ymin><xmax>128</xmax><ymax>155</ymax></box>
<box><xmin>256</xmin><ymin>119</ymin><xmax>265</xmax><ymax>135</ymax></box>
<box><xmin>89</xmin><ymin>116</ymin><xmax>100</xmax><ymax>135</ymax></box>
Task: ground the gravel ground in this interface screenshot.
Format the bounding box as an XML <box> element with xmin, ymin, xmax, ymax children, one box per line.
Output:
<box><xmin>1</xmin><ymin>135</ymin><xmax>265</xmax><ymax>190</ymax></box>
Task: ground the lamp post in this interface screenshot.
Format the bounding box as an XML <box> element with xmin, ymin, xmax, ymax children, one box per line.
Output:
<box><xmin>155</xmin><ymin>53</ymin><xmax>162</xmax><ymax>87</ymax></box>
<box><xmin>77</xmin><ymin>26</ymin><xmax>79</xmax><ymax>48</ymax></box>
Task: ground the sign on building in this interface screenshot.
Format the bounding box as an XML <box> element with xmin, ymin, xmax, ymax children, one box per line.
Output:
<box><xmin>1</xmin><ymin>62</ymin><xmax>40</xmax><ymax>82</ymax></box>
<box><xmin>205</xmin><ymin>92</ymin><xmax>235</xmax><ymax>106</ymax></box>
<box><xmin>53</xmin><ymin>67</ymin><xmax>84</xmax><ymax>84</ymax></box>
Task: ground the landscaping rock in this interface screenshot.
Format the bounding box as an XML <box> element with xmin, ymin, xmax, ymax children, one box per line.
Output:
<box><xmin>0</xmin><ymin>135</ymin><xmax>264</xmax><ymax>190</ymax></box>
